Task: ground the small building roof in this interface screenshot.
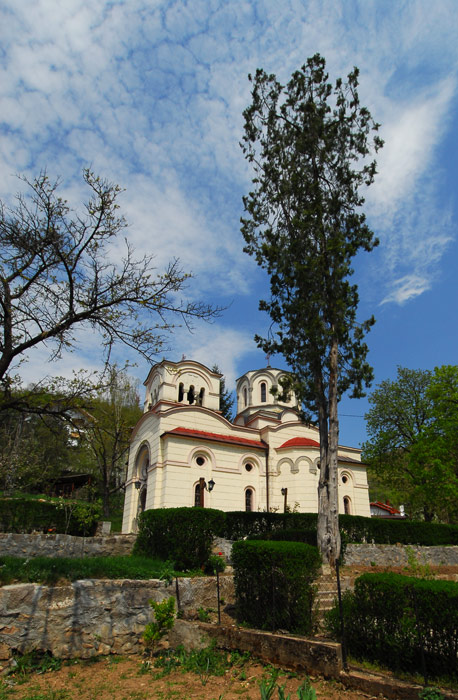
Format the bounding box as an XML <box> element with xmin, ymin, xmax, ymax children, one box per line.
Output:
<box><xmin>162</xmin><ymin>427</ymin><xmax>267</xmax><ymax>450</ymax></box>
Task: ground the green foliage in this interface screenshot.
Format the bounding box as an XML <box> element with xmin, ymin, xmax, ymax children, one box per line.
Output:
<box><xmin>197</xmin><ymin>606</ymin><xmax>211</xmax><ymax>622</ymax></box>
<box><xmin>364</xmin><ymin>365</ymin><xmax>458</xmax><ymax>522</ymax></box>
<box><xmin>0</xmin><ymin>554</ymin><xmax>168</xmax><ymax>585</ymax></box>
<box><xmin>212</xmin><ymin>364</ymin><xmax>234</xmax><ymax>421</ymax></box>
<box><xmin>404</xmin><ymin>546</ymin><xmax>433</xmax><ymax>580</ymax></box>
<box><xmin>143</xmin><ymin>596</ymin><xmax>175</xmax><ymax>653</ymax></box>
<box><xmin>419</xmin><ymin>688</ymin><xmax>445</xmax><ymax>700</ymax></box>
<box><xmin>339</xmin><ymin>513</ymin><xmax>458</xmax><ymax>545</ymax></box>
<box><xmin>9</xmin><ymin>651</ymin><xmax>62</xmax><ymax>678</ymax></box>
<box><xmin>0</xmin><ymin>495</ymin><xmax>101</xmax><ymax>535</ymax></box>
<box><xmin>232</xmin><ymin>539</ymin><xmax>321</xmax><ymax>634</ymax></box>
<box><xmin>0</xmin><ymin>409</ymin><xmax>82</xmax><ymax>493</ymax></box>
<box><xmin>77</xmin><ymin>365</ymin><xmax>142</xmax><ymax>517</ymax></box>
<box><xmin>224</xmin><ymin>510</ymin><xmax>458</xmax><ymax>547</ymax></box>
<box><xmin>259</xmin><ymin>669</ymin><xmax>317</xmax><ymax>700</ymax></box>
<box><xmin>223</xmin><ymin>511</ymin><xmax>318</xmax><ymax>540</ymax></box>
<box><xmin>204</xmin><ymin>553</ymin><xmax>226</xmax><ymax>575</ymax></box>
<box><xmin>259</xmin><ymin>668</ymin><xmax>280</xmax><ymax>700</ymax></box>
<box><xmin>134</xmin><ymin>507</ymin><xmax>226</xmax><ymax>570</ymax></box>
<box><xmin>326</xmin><ymin>572</ymin><xmax>458</xmax><ymax>680</ymax></box>
<box><xmin>151</xmin><ymin>642</ymin><xmax>241</xmax><ymax>685</ymax></box>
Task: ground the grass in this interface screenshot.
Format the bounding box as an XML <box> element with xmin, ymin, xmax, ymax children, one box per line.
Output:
<box><xmin>0</xmin><ymin>555</ymin><xmax>174</xmax><ymax>585</ymax></box>
<box><xmin>144</xmin><ymin>644</ymin><xmax>252</xmax><ymax>685</ymax></box>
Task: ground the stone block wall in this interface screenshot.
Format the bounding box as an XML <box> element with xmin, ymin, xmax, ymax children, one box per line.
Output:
<box><xmin>0</xmin><ymin>575</ymin><xmax>235</xmax><ymax>660</ymax></box>
<box><xmin>0</xmin><ymin>533</ymin><xmax>137</xmax><ymax>559</ymax></box>
<box><xmin>344</xmin><ymin>543</ymin><xmax>458</xmax><ymax>568</ymax></box>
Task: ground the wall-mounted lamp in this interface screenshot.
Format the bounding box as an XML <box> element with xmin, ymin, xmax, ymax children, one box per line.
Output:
<box><xmin>207</xmin><ymin>478</ymin><xmax>215</xmax><ymax>492</ymax></box>
<box><xmin>281</xmin><ymin>487</ymin><xmax>287</xmax><ymax>496</ymax></box>
<box><xmin>134</xmin><ymin>480</ymin><xmax>142</xmax><ymax>490</ymax></box>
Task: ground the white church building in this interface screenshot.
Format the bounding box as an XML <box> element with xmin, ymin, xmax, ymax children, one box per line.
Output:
<box><xmin>122</xmin><ymin>359</ymin><xmax>370</xmax><ymax>533</ymax></box>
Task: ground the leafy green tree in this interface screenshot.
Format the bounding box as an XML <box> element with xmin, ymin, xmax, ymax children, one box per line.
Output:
<box><xmin>240</xmin><ymin>54</ymin><xmax>382</xmax><ymax>565</ymax></box>
<box><xmin>0</xmin><ymin>408</ymin><xmax>79</xmax><ymax>493</ymax></box>
<box><xmin>212</xmin><ymin>364</ymin><xmax>234</xmax><ymax>421</ymax></box>
<box><xmin>363</xmin><ymin>366</ymin><xmax>458</xmax><ymax>522</ymax></box>
<box><xmin>0</xmin><ymin>170</ymin><xmax>216</xmax><ymax>416</ymax></box>
<box><xmin>76</xmin><ymin>366</ymin><xmax>142</xmax><ymax>517</ymax></box>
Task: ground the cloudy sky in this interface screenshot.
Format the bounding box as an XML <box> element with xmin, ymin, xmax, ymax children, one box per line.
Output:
<box><xmin>1</xmin><ymin>0</ymin><xmax>457</xmax><ymax>447</ymax></box>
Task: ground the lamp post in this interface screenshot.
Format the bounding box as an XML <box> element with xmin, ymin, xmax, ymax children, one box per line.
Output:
<box><xmin>281</xmin><ymin>487</ymin><xmax>288</xmax><ymax>513</ymax></box>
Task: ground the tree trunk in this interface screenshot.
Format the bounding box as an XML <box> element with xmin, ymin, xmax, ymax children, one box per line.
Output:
<box><xmin>317</xmin><ymin>339</ymin><xmax>341</xmax><ymax>567</ymax></box>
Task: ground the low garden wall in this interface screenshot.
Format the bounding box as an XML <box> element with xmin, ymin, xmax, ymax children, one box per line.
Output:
<box><xmin>0</xmin><ymin>533</ymin><xmax>137</xmax><ymax>558</ymax></box>
<box><xmin>0</xmin><ymin>575</ymin><xmax>235</xmax><ymax>661</ymax></box>
<box><xmin>2</xmin><ymin>534</ymin><xmax>458</xmax><ymax>570</ymax></box>
<box><xmin>344</xmin><ymin>543</ymin><xmax>458</xmax><ymax>568</ymax></box>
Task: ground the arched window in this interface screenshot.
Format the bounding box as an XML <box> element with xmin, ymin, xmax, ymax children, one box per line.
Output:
<box><xmin>187</xmin><ymin>385</ymin><xmax>195</xmax><ymax>404</ymax></box>
<box><xmin>178</xmin><ymin>383</ymin><xmax>184</xmax><ymax>402</ymax></box>
<box><xmin>343</xmin><ymin>496</ymin><xmax>351</xmax><ymax>515</ymax></box>
<box><xmin>245</xmin><ymin>488</ymin><xmax>253</xmax><ymax>512</ymax></box>
<box><xmin>260</xmin><ymin>382</ymin><xmax>267</xmax><ymax>402</ymax></box>
<box><xmin>243</xmin><ymin>387</ymin><xmax>247</xmax><ymax>407</ymax></box>
<box><xmin>197</xmin><ymin>387</ymin><xmax>205</xmax><ymax>406</ymax></box>
<box><xmin>194</xmin><ymin>482</ymin><xmax>202</xmax><ymax>507</ymax></box>
<box><xmin>139</xmin><ymin>487</ymin><xmax>147</xmax><ymax>513</ymax></box>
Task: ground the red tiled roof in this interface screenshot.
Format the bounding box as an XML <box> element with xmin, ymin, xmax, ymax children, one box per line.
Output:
<box><xmin>163</xmin><ymin>427</ymin><xmax>266</xmax><ymax>449</ymax></box>
<box><xmin>278</xmin><ymin>437</ymin><xmax>320</xmax><ymax>449</ymax></box>
<box><xmin>370</xmin><ymin>501</ymin><xmax>400</xmax><ymax>515</ymax></box>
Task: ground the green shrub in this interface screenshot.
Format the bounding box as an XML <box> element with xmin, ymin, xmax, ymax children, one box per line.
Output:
<box><xmin>326</xmin><ymin>572</ymin><xmax>458</xmax><ymax>679</ymax></box>
<box><xmin>143</xmin><ymin>596</ymin><xmax>175</xmax><ymax>654</ymax></box>
<box><xmin>232</xmin><ymin>539</ymin><xmax>321</xmax><ymax>634</ymax></box>
<box><xmin>204</xmin><ymin>553</ymin><xmax>226</xmax><ymax>575</ymax></box>
<box><xmin>134</xmin><ymin>507</ymin><xmax>226</xmax><ymax>570</ymax></box>
<box><xmin>0</xmin><ymin>496</ymin><xmax>101</xmax><ymax>536</ymax></box>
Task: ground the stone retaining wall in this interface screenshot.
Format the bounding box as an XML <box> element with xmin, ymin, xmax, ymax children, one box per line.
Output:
<box><xmin>344</xmin><ymin>543</ymin><xmax>458</xmax><ymax>567</ymax></box>
<box><xmin>0</xmin><ymin>575</ymin><xmax>235</xmax><ymax>660</ymax></box>
<box><xmin>0</xmin><ymin>533</ymin><xmax>137</xmax><ymax>558</ymax></box>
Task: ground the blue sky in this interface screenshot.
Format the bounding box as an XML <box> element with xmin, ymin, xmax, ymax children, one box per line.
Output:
<box><xmin>1</xmin><ymin>0</ymin><xmax>457</xmax><ymax>449</ymax></box>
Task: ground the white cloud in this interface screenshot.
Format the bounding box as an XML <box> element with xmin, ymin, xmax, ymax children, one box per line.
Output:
<box><xmin>381</xmin><ymin>274</ymin><xmax>431</xmax><ymax>306</ymax></box>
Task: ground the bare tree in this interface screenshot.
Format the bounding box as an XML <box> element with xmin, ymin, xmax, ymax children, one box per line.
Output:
<box><xmin>0</xmin><ymin>170</ymin><xmax>217</xmax><ymax>413</ymax></box>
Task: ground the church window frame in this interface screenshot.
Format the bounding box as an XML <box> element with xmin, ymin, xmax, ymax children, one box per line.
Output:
<box><xmin>245</xmin><ymin>487</ymin><xmax>254</xmax><ymax>512</ymax></box>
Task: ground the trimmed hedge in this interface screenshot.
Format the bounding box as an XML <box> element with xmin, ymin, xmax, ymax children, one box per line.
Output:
<box><xmin>248</xmin><ymin>527</ymin><xmax>318</xmax><ymax>547</ymax></box>
<box><xmin>0</xmin><ymin>497</ymin><xmax>101</xmax><ymax>536</ymax></box>
<box><xmin>231</xmin><ymin>539</ymin><xmax>321</xmax><ymax>634</ymax></box>
<box><xmin>326</xmin><ymin>572</ymin><xmax>458</xmax><ymax>679</ymax></box>
<box><xmin>339</xmin><ymin>514</ymin><xmax>458</xmax><ymax>545</ymax></box>
<box><xmin>223</xmin><ymin>511</ymin><xmax>458</xmax><ymax>547</ymax></box>
<box><xmin>223</xmin><ymin>511</ymin><xmax>318</xmax><ymax>540</ymax></box>
<box><xmin>134</xmin><ymin>507</ymin><xmax>226</xmax><ymax>570</ymax></box>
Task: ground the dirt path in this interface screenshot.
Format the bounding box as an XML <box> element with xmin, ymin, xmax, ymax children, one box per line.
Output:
<box><xmin>2</xmin><ymin>655</ymin><xmax>386</xmax><ymax>700</ymax></box>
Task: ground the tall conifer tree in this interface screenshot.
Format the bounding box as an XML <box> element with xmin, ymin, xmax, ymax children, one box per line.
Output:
<box><xmin>241</xmin><ymin>55</ymin><xmax>382</xmax><ymax>565</ymax></box>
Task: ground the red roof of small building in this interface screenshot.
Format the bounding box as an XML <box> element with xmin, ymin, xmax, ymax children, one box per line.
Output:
<box><xmin>370</xmin><ymin>501</ymin><xmax>400</xmax><ymax>515</ymax></box>
<box><xmin>163</xmin><ymin>427</ymin><xmax>266</xmax><ymax>449</ymax></box>
<box><xmin>277</xmin><ymin>437</ymin><xmax>320</xmax><ymax>449</ymax></box>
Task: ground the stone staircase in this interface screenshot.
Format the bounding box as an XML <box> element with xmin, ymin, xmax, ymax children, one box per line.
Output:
<box><xmin>313</xmin><ymin>567</ymin><xmax>339</xmax><ymax>632</ymax></box>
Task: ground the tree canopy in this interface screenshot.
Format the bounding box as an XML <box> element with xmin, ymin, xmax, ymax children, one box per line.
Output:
<box><xmin>363</xmin><ymin>365</ymin><xmax>458</xmax><ymax>522</ymax></box>
<box><xmin>0</xmin><ymin>170</ymin><xmax>217</xmax><ymax>413</ymax></box>
<box><xmin>241</xmin><ymin>54</ymin><xmax>382</xmax><ymax>564</ymax></box>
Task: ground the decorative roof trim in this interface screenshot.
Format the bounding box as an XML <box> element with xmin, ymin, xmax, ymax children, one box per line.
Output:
<box><xmin>161</xmin><ymin>427</ymin><xmax>267</xmax><ymax>450</ymax></box>
<box><xmin>278</xmin><ymin>437</ymin><xmax>320</xmax><ymax>449</ymax></box>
